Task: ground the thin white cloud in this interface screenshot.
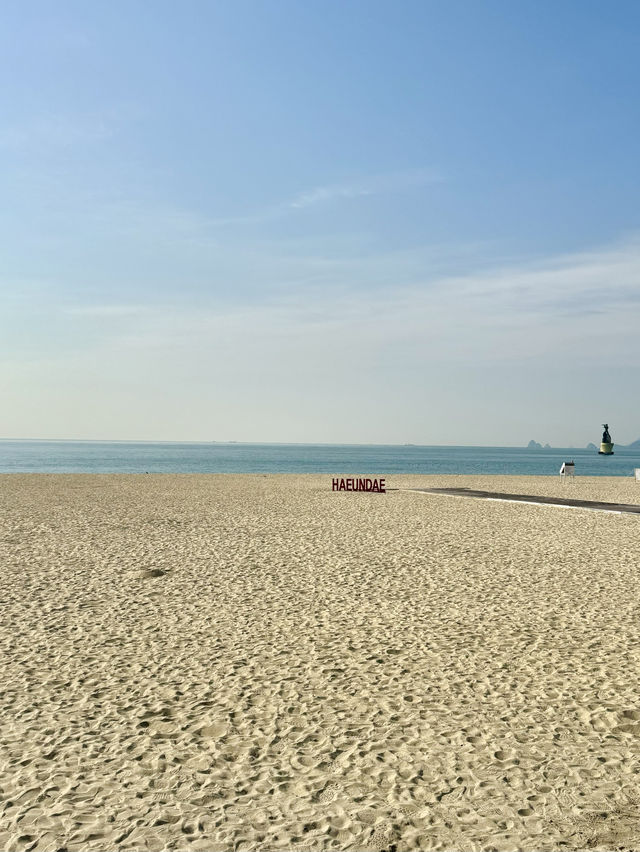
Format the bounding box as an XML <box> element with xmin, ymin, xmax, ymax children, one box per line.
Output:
<box><xmin>6</xmin><ymin>235</ymin><xmax>640</xmax><ymax>443</ymax></box>
<box><xmin>288</xmin><ymin>169</ymin><xmax>441</xmax><ymax>209</ymax></box>
<box><xmin>288</xmin><ymin>183</ymin><xmax>374</xmax><ymax>209</ymax></box>
<box><xmin>71</xmin><ymin>234</ymin><xmax>640</xmax><ymax>372</ymax></box>
<box><xmin>207</xmin><ymin>168</ymin><xmax>442</xmax><ymax>226</ymax></box>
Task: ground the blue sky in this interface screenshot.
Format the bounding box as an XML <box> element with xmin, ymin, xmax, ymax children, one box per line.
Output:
<box><xmin>2</xmin><ymin>1</ymin><xmax>640</xmax><ymax>444</ymax></box>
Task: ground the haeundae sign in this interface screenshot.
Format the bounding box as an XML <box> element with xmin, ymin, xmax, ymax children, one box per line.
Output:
<box><xmin>332</xmin><ymin>477</ymin><xmax>386</xmax><ymax>493</ymax></box>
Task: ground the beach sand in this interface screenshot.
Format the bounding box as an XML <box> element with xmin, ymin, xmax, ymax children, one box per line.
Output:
<box><xmin>2</xmin><ymin>473</ymin><xmax>640</xmax><ymax>851</ymax></box>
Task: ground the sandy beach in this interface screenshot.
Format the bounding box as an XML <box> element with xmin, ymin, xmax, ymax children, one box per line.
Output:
<box><xmin>2</xmin><ymin>473</ymin><xmax>640</xmax><ymax>852</ymax></box>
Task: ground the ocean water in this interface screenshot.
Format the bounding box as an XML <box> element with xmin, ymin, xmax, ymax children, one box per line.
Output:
<box><xmin>1</xmin><ymin>441</ymin><xmax>640</xmax><ymax>476</ymax></box>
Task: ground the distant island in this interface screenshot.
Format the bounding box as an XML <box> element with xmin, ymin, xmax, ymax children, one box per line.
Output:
<box><xmin>589</xmin><ymin>438</ymin><xmax>640</xmax><ymax>450</ymax></box>
<box><xmin>527</xmin><ymin>438</ymin><xmax>640</xmax><ymax>451</ymax></box>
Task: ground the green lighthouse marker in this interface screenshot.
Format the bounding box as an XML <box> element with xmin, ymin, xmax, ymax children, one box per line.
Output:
<box><xmin>598</xmin><ymin>423</ymin><xmax>614</xmax><ymax>455</ymax></box>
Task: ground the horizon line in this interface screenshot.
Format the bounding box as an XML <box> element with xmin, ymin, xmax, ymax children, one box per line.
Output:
<box><xmin>0</xmin><ymin>438</ymin><xmax>635</xmax><ymax>449</ymax></box>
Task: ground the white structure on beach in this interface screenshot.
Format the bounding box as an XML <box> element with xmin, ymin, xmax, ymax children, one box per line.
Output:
<box><xmin>559</xmin><ymin>461</ymin><xmax>575</xmax><ymax>480</ymax></box>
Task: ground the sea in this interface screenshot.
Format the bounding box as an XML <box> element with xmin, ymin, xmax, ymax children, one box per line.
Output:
<box><xmin>1</xmin><ymin>441</ymin><xmax>640</xmax><ymax>477</ymax></box>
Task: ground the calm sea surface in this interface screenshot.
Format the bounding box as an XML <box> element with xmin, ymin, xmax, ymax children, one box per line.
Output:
<box><xmin>1</xmin><ymin>441</ymin><xmax>639</xmax><ymax>476</ymax></box>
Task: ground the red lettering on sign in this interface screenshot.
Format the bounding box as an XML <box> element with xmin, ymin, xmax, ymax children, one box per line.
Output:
<box><xmin>331</xmin><ymin>477</ymin><xmax>386</xmax><ymax>493</ymax></box>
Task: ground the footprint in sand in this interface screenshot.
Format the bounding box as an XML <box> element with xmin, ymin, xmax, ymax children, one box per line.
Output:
<box><xmin>366</xmin><ymin>823</ymin><xmax>393</xmax><ymax>850</ymax></box>
<box><xmin>349</xmin><ymin>807</ymin><xmax>378</xmax><ymax>825</ymax></box>
<box><xmin>146</xmin><ymin>790</ymin><xmax>177</xmax><ymax>803</ymax></box>
<box><xmin>326</xmin><ymin>759</ymin><xmax>349</xmax><ymax>775</ymax></box>
<box><xmin>552</xmin><ymin>790</ymin><xmax>640</xmax><ymax>850</ymax></box>
<box><xmin>566</xmin><ymin>809</ymin><xmax>640</xmax><ymax>849</ymax></box>
<box><xmin>197</xmin><ymin>721</ymin><xmax>228</xmax><ymax>739</ymax></box>
<box><xmin>621</xmin><ymin>709</ymin><xmax>640</xmax><ymax>721</ymax></box>
<box><xmin>436</xmin><ymin>784</ymin><xmax>467</xmax><ymax>806</ymax></box>
<box><xmin>395</xmin><ymin>802</ymin><xmax>428</xmax><ymax>818</ymax></box>
<box><xmin>613</xmin><ymin>721</ymin><xmax>640</xmax><ymax>736</ymax></box>
<box><xmin>316</xmin><ymin>782</ymin><xmax>340</xmax><ymax>803</ymax></box>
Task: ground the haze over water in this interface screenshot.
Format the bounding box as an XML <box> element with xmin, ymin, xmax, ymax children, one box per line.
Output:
<box><xmin>2</xmin><ymin>441</ymin><xmax>639</xmax><ymax>476</ymax></box>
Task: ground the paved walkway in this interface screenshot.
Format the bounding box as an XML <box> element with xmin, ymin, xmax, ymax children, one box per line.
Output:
<box><xmin>404</xmin><ymin>486</ymin><xmax>640</xmax><ymax>515</ymax></box>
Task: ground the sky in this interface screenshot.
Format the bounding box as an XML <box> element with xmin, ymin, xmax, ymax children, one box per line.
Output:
<box><xmin>2</xmin><ymin>0</ymin><xmax>639</xmax><ymax>446</ymax></box>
